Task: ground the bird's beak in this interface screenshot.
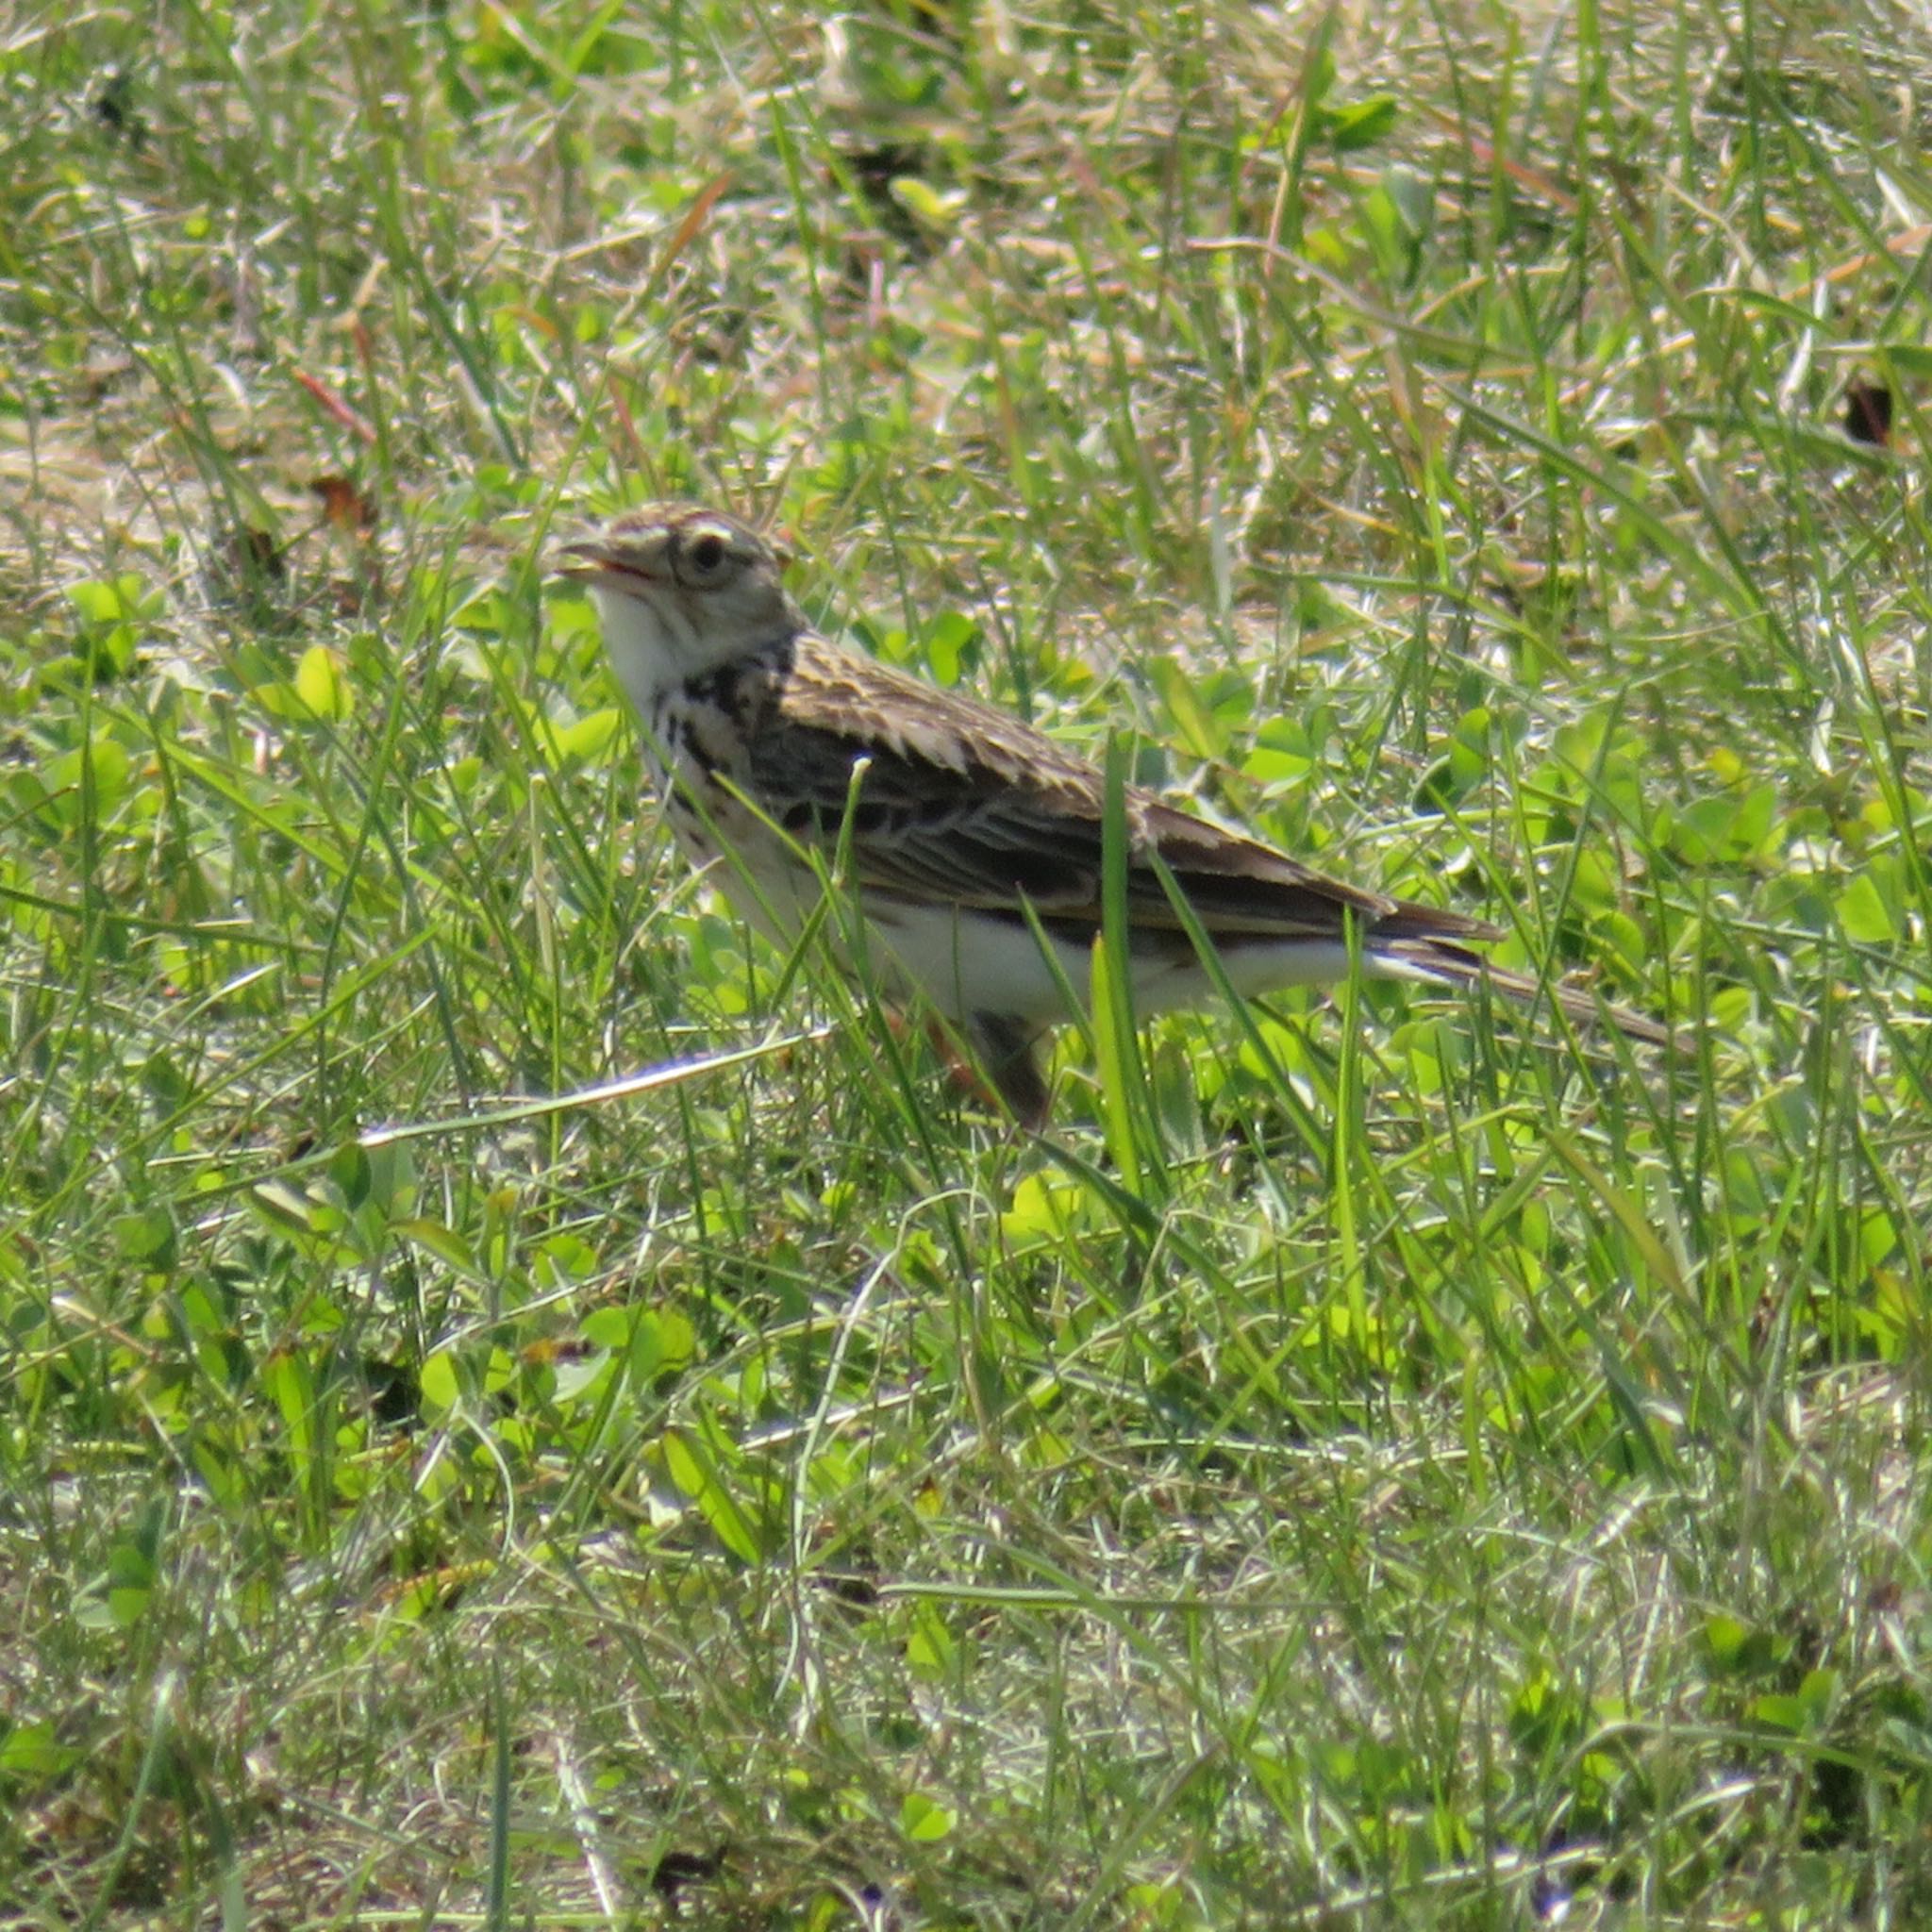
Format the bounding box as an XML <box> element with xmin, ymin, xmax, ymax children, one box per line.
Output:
<box><xmin>552</xmin><ymin>539</ymin><xmax>611</xmax><ymax>585</ymax></box>
<box><xmin>551</xmin><ymin>538</ymin><xmax>667</xmax><ymax>590</ymax></box>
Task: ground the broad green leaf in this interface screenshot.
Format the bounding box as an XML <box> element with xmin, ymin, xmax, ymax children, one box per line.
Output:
<box><xmin>293</xmin><ymin>644</ymin><xmax>354</xmax><ymax>722</ymax></box>
<box><xmin>899</xmin><ymin>1791</ymin><xmax>955</xmax><ymax>1842</ymax></box>
<box><xmin>1838</xmin><ymin>873</ymin><xmax>1894</xmax><ymax>944</ymax></box>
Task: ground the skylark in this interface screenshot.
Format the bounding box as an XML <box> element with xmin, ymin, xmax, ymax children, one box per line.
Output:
<box><xmin>558</xmin><ymin>503</ymin><xmax>1668</xmax><ymax>1123</ymax></box>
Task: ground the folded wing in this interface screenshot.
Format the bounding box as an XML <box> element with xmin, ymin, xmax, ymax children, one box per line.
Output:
<box><xmin>748</xmin><ymin>640</ymin><xmax>1497</xmax><ymax>949</ymax></box>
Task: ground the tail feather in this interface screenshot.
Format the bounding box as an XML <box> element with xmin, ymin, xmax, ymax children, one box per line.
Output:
<box><xmin>1385</xmin><ymin>940</ymin><xmax>1676</xmax><ymax>1050</ymax></box>
<box><xmin>961</xmin><ymin>940</ymin><xmax>1674</xmax><ymax>1131</ymax></box>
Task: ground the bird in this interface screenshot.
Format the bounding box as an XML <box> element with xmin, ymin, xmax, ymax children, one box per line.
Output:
<box><xmin>556</xmin><ymin>502</ymin><xmax>1670</xmax><ymax>1124</ymax></box>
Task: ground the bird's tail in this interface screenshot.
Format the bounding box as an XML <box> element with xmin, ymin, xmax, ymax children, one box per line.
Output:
<box><xmin>1380</xmin><ymin>940</ymin><xmax>1677</xmax><ymax>1050</ymax></box>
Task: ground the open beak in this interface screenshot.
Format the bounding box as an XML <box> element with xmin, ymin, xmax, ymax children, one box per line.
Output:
<box><xmin>552</xmin><ymin>539</ymin><xmax>666</xmax><ymax>590</ymax></box>
<box><xmin>552</xmin><ymin>539</ymin><xmax>612</xmax><ymax>585</ymax></box>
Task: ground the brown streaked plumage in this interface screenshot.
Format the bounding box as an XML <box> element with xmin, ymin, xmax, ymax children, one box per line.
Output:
<box><xmin>557</xmin><ymin>503</ymin><xmax>1670</xmax><ymax>1123</ymax></box>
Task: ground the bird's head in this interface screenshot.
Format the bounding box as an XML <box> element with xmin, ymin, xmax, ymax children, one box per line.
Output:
<box><xmin>556</xmin><ymin>504</ymin><xmax>803</xmax><ymax>710</ymax></box>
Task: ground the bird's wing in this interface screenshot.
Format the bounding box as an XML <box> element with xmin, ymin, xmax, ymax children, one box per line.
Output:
<box><xmin>741</xmin><ymin>637</ymin><xmax>1496</xmax><ymax>946</ymax></box>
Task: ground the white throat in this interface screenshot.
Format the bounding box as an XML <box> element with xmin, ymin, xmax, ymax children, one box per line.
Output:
<box><xmin>591</xmin><ymin>584</ymin><xmax>801</xmax><ymax>718</ymax></box>
<box><xmin>591</xmin><ymin>585</ymin><xmax>713</xmax><ymax>715</ymax></box>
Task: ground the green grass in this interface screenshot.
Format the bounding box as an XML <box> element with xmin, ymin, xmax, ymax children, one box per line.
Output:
<box><xmin>4</xmin><ymin>0</ymin><xmax>1930</xmax><ymax>1924</ymax></box>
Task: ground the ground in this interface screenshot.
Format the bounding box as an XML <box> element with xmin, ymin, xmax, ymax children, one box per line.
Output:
<box><xmin>3</xmin><ymin>1</ymin><xmax>1930</xmax><ymax>1924</ymax></box>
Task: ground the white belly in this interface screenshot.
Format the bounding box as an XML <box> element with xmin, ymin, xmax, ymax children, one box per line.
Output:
<box><xmin>699</xmin><ymin>854</ymin><xmax>1367</xmax><ymax>1026</ymax></box>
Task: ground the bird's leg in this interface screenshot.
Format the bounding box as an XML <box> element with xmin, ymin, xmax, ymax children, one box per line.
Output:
<box><xmin>964</xmin><ymin>1012</ymin><xmax>1050</xmax><ymax>1128</ymax></box>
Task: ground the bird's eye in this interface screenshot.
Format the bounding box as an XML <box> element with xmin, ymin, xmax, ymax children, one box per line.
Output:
<box><xmin>686</xmin><ymin>531</ymin><xmax>726</xmax><ymax>575</ymax></box>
